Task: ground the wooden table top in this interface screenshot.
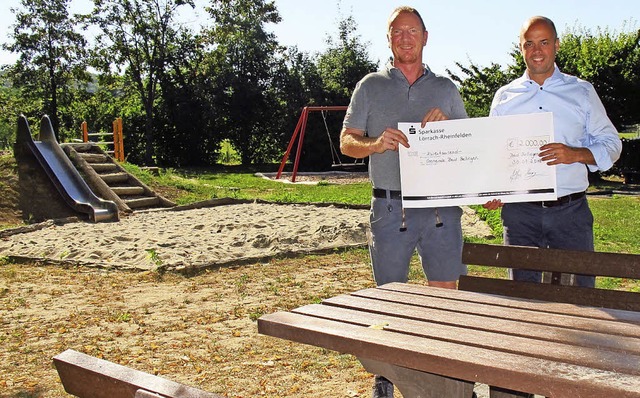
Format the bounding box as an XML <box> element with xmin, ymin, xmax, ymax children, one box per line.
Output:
<box><xmin>258</xmin><ymin>282</ymin><xmax>640</xmax><ymax>398</ymax></box>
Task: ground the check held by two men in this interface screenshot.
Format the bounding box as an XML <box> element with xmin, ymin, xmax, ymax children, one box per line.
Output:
<box><xmin>398</xmin><ymin>112</ymin><xmax>557</xmax><ymax>208</ymax></box>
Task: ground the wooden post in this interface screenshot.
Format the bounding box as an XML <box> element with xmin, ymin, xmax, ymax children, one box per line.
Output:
<box><xmin>118</xmin><ymin>117</ymin><xmax>124</xmax><ymax>162</ymax></box>
<box><xmin>276</xmin><ymin>109</ymin><xmax>306</xmax><ymax>180</ymax></box>
<box><xmin>112</xmin><ymin>118</ymin><xmax>124</xmax><ymax>162</ymax></box>
<box><xmin>79</xmin><ymin>119</ymin><xmax>124</xmax><ymax>162</ymax></box>
<box><xmin>81</xmin><ymin>121</ymin><xmax>88</xmax><ymax>142</ymax></box>
<box><xmin>291</xmin><ymin>108</ymin><xmax>310</xmax><ymax>182</ymax></box>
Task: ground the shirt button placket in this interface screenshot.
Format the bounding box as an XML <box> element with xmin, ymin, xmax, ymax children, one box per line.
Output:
<box><xmin>537</xmin><ymin>85</ymin><xmax>544</xmax><ymax>111</ymax></box>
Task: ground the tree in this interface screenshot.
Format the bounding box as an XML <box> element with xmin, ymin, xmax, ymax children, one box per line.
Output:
<box><xmin>202</xmin><ymin>0</ymin><xmax>284</xmax><ymax>165</ymax></box>
<box><xmin>556</xmin><ymin>24</ymin><xmax>640</xmax><ymax>130</ymax></box>
<box><xmin>295</xmin><ymin>14</ymin><xmax>377</xmax><ymax>170</ymax></box>
<box><xmin>0</xmin><ymin>70</ymin><xmax>43</xmax><ymax>148</ymax></box>
<box><xmin>450</xmin><ymin>23</ymin><xmax>640</xmax><ymax>127</ymax></box>
<box><xmin>271</xmin><ymin>46</ymin><xmax>326</xmax><ymax>167</ymax></box>
<box><xmin>154</xmin><ymin>29</ymin><xmax>223</xmax><ymax>167</ymax></box>
<box><xmin>447</xmin><ymin>47</ymin><xmax>524</xmax><ymax>118</ymax></box>
<box><xmin>3</xmin><ymin>0</ymin><xmax>88</xmax><ymax>141</ymax></box>
<box><xmin>279</xmin><ymin>47</ymin><xmax>325</xmax><ymax>108</ymax></box>
<box><xmin>317</xmin><ymin>15</ymin><xmax>378</xmax><ymax>105</ymax></box>
<box><xmin>86</xmin><ymin>0</ymin><xmax>195</xmax><ymax>165</ymax></box>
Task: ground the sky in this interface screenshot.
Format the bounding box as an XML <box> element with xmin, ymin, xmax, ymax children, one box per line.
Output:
<box><xmin>0</xmin><ymin>0</ymin><xmax>638</xmax><ymax>76</ymax></box>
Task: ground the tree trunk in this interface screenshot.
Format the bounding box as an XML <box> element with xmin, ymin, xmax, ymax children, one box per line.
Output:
<box><xmin>49</xmin><ymin>64</ymin><xmax>61</xmax><ymax>142</ymax></box>
<box><xmin>144</xmin><ymin>103</ymin><xmax>155</xmax><ymax>166</ymax></box>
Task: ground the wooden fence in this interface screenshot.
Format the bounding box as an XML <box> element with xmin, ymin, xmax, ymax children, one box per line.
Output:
<box><xmin>81</xmin><ymin>118</ymin><xmax>124</xmax><ymax>162</ymax></box>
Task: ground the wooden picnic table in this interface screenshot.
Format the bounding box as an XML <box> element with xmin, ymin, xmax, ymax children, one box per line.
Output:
<box><xmin>258</xmin><ymin>282</ymin><xmax>640</xmax><ymax>398</ymax></box>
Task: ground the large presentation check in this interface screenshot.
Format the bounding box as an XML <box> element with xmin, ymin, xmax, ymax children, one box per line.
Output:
<box><xmin>398</xmin><ymin>112</ymin><xmax>556</xmax><ymax>208</ymax></box>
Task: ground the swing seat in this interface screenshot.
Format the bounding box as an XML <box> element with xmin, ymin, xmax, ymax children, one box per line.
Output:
<box><xmin>331</xmin><ymin>160</ymin><xmax>367</xmax><ymax>169</ymax></box>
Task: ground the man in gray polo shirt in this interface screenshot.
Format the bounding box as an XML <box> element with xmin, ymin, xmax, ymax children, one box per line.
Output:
<box><xmin>340</xmin><ymin>6</ymin><xmax>469</xmax><ymax>397</ymax></box>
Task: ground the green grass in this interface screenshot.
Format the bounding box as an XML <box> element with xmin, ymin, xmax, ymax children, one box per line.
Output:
<box><xmin>590</xmin><ymin>195</ymin><xmax>640</xmax><ymax>254</ymax></box>
<box><xmin>122</xmin><ymin>163</ymin><xmax>372</xmax><ymax>206</ymax></box>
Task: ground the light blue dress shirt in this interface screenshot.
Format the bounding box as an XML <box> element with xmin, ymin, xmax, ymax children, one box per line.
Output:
<box><xmin>490</xmin><ymin>66</ymin><xmax>622</xmax><ymax>197</ymax></box>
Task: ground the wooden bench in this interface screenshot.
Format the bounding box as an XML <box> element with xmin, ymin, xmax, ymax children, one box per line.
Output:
<box><xmin>460</xmin><ymin>243</ymin><xmax>640</xmax><ymax>311</ymax></box>
<box><xmin>460</xmin><ymin>243</ymin><xmax>640</xmax><ymax>397</ymax></box>
<box><xmin>53</xmin><ymin>349</ymin><xmax>223</xmax><ymax>398</ymax></box>
<box><xmin>258</xmin><ymin>282</ymin><xmax>640</xmax><ymax>398</ymax></box>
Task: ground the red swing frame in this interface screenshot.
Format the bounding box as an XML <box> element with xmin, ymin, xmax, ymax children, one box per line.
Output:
<box><xmin>276</xmin><ymin>106</ymin><xmax>348</xmax><ymax>182</ymax></box>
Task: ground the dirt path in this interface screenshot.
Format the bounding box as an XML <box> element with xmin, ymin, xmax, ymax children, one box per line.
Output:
<box><xmin>1</xmin><ymin>250</ymin><xmax>380</xmax><ymax>397</ymax></box>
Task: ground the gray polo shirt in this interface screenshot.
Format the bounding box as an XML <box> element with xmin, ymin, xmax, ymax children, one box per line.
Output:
<box><xmin>343</xmin><ymin>62</ymin><xmax>468</xmax><ymax>191</ymax></box>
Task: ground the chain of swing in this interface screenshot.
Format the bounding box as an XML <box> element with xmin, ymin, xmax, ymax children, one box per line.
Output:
<box><xmin>321</xmin><ymin>109</ymin><xmax>365</xmax><ymax>168</ymax></box>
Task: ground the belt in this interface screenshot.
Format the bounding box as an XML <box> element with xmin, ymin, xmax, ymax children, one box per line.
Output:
<box><xmin>528</xmin><ymin>191</ymin><xmax>586</xmax><ymax>208</ymax></box>
<box><xmin>372</xmin><ymin>188</ymin><xmax>402</xmax><ymax>200</ymax></box>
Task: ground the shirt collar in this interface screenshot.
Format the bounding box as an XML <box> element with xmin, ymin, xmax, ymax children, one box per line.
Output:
<box><xmin>522</xmin><ymin>64</ymin><xmax>562</xmax><ymax>86</ymax></box>
<box><xmin>386</xmin><ymin>61</ymin><xmax>430</xmax><ymax>78</ymax></box>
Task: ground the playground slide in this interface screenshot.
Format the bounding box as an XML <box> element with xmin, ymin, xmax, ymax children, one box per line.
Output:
<box><xmin>17</xmin><ymin>115</ymin><xmax>119</xmax><ymax>222</ymax></box>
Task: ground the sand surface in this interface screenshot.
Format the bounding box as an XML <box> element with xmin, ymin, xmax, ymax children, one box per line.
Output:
<box><xmin>0</xmin><ymin>201</ymin><xmax>492</xmax><ymax>272</ymax></box>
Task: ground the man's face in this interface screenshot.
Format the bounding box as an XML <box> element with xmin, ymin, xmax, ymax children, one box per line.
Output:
<box><xmin>387</xmin><ymin>11</ymin><xmax>427</xmax><ymax>65</ymax></box>
<box><xmin>520</xmin><ymin>20</ymin><xmax>559</xmax><ymax>84</ymax></box>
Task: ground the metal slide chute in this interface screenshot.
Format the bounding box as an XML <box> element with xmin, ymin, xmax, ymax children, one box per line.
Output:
<box><xmin>17</xmin><ymin>115</ymin><xmax>119</xmax><ymax>222</ymax></box>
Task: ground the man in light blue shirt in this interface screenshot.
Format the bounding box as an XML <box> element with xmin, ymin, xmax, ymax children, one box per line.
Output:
<box><xmin>485</xmin><ymin>16</ymin><xmax>622</xmax><ymax>287</ymax></box>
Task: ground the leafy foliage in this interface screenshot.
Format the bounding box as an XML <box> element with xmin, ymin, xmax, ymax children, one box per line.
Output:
<box><xmin>85</xmin><ymin>0</ymin><xmax>196</xmax><ymax>165</ymax></box>
<box><xmin>3</xmin><ymin>1</ymin><xmax>637</xmax><ymax>170</ymax></box>
<box><xmin>556</xmin><ymin>24</ymin><xmax>640</xmax><ymax>130</ymax></box>
<box><xmin>449</xmin><ymin>23</ymin><xmax>640</xmax><ymax>127</ymax></box>
<box><xmin>0</xmin><ymin>72</ymin><xmax>41</xmax><ymax>147</ymax></box>
<box><xmin>296</xmin><ymin>14</ymin><xmax>378</xmax><ymax>171</ymax></box>
<box><xmin>154</xmin><ymin>28</ymin><xmax>222</xmax><ymax>167</ymax></box>
<box><xmin>449</xmin><ymin>61</ymin><xmax>517</xmax><ymax>118</ymax></box>
<box><xmin>448</xmin><ymin>46</ymin><xmax>525</xmax><ymax>118</ymax></box>
<box><xmin>202</xmin><ymin>0</ymin><xmax>285</xmax><ymax>165</ymax></box>
<box><xmin>317</xmin><ymin>15</ymin><xmax>379</xmax><ymax>104</ymax></box>
<box><xmin>3</xmin><ymin>0</ymin><xmax>89</xmax><ymax>141</ymax></box>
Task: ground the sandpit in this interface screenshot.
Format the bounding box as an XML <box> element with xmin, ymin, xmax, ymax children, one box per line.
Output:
<box><xmin>0</xmin><ymin>201</ymin><xmax>492</xmax><ymax>272</ymax></box>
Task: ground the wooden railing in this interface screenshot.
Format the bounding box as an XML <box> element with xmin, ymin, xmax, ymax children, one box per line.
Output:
<box><xmin>81</xmin><ymin>118</ymin><xmax>124</xmax><ymax>162</ymax></box>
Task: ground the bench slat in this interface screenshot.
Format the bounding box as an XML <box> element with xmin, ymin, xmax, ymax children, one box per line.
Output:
<box><xmin>379</xmin><ymin>282</ymin><xmax>640</xmax><ymax>323</ymax></box>
<box><xmin>320</xmin><ymin>294</ymin><xmax>640</xmax><ymax>353</ymax></box>
<box><xmin>462</xmin><ymin>243</ymin><xmax>640</xmax><ymax>279</ymax></box>
<box><xmin>53</xmin><ymin>349</ymin><xmax>222</xmax><ymax>398</ymax></box>
<box><xmin>293</xmin><ymin>303</ymin><xmax>640</xmax><ymax>374</ymax></box>
<box><xmin>458</xmin><ymin>275</ymin><xmax>640</xmax><ymax>312</ymax></box>
<box><xmin>344</xmin><ymin>288</ymin><xmax>640</xmax><ymax>336</ymax></box>
<box><xmin>460</xmin><ymin>243</ymin><xmax>640</xmax><ymax>311</ymax></box>
<box><xmin>258</xmin><ymin>311</ymin><xmax>640</xmax><ymax>397</ymax></box>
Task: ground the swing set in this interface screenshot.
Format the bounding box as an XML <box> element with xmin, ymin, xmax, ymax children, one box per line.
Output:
<box><xmin>276</xmin><ymin>106</ymin><xmax>365</xmax><ymax>182</ymax></box>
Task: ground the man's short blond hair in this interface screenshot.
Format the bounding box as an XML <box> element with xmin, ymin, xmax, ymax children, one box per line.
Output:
<box><xmin>387</xmin><ymin>6</ymin><xmax>426</xmax><ymax>32</ymax></box>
